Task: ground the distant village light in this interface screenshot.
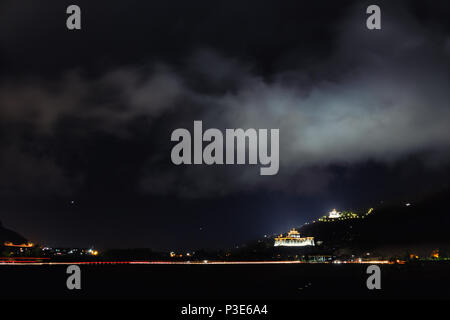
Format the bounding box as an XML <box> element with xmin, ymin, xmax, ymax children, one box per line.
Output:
<box><xmin>3</xmin><ymin>241</ymin><xmax>34</xmax><ymax>248</ymax></box>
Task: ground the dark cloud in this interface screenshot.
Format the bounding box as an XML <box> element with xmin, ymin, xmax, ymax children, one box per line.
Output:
<box><xmin>2</xmin><ymin>0</ymin><xmax>450</xmax><ymax>198</ymax></box>
<box><xmin>0</xmin><ymin>145</ymin><xmax>79</xmax><ymax>195</ymax></box>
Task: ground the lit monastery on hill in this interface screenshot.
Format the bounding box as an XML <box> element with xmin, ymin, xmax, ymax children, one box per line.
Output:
<box><xmin>274</xmin><ymin>229</ymin><xmax>315</xmax><ymax>247</ymax></box>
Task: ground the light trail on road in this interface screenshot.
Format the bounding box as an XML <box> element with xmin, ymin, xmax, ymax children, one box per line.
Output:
<box><xmin>0</xmin><ymin>260</ymin><xmax>393</xmax><ymax>266</ymax></box>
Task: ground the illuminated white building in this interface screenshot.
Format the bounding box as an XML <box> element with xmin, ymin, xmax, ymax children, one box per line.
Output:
<box><xmin>328</xmin><ymin>208</ymin><xmax>341</xmax><ymax>219</ymax></box>
<box><xmin>274</xmin><ymin>229</ymin><xmax>315</xmax><ymax>247</ymax></box>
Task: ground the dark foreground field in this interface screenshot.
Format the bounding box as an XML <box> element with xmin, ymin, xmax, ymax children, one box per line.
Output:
<box><xmin>0</xmin><ymin>263</ymin><xmax>449</xmax><ymax>300</ymax></box>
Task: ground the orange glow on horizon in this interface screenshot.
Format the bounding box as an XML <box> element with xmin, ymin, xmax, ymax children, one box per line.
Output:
<box><xmin>3</xmin><ymin>241</ymin><xmax>34</xmax><ymax>248</ymax></box>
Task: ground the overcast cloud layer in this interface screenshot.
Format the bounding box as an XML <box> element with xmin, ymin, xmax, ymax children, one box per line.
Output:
<box><xmin>1</xmin><ymin>2</ymin><xmax>450</xmax><ymax>198</ymax></box>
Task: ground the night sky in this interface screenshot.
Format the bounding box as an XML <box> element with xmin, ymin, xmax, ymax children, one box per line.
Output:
<box><xmin>1</xmin><ymin>0</ymin><xmax>450</xmax><ymax>250</ymax></box>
